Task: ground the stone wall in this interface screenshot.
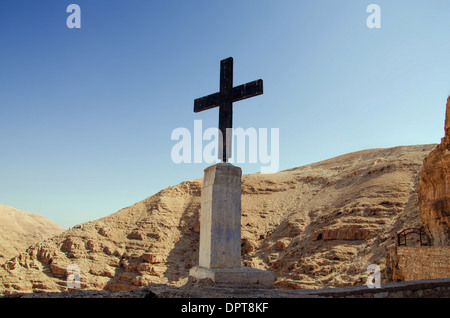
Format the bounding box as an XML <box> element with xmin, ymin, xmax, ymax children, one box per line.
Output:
<box><xmin>3</xmin><ymin>277</ymin><xmax>450</xmax><ymax>298</ymax></box>
<box><xmin>386</xmin><ymin>246</ymin><xmax>450</xmax><ymax>282</ymax></box>
<box><xmin>314</xmin><ymin>278</ymin><xmax>450</xmax><ymax>298</ymax></box>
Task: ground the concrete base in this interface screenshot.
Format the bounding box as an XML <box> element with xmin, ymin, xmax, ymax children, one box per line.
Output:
<box><xmin>189</xmin><ymin>163</ymin><xmax>274</xmax><ymax>288</ymax></box>
<box><xmin>198</xmin><ymin>163</ymin><xmax>242</xmax><ymax>269</ymax></box>
<box><xmin>189</xmin><ymin>266</ymin><xmax>275</xmax><ymax>288</ymax></box>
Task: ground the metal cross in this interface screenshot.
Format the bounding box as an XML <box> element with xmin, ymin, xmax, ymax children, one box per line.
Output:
<box><xmin>194</xmin><ymin>57</ymin><xmax>263</xmax><ymax>162</ymax></box>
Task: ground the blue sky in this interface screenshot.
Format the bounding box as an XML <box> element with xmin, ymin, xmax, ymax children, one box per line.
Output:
<box><xmin>1</xmin><ymin>1</ymin><xmax>449</xmax><ymax>229</ymax></box>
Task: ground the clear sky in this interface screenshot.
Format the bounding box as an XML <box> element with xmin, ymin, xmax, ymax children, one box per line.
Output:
<box><xmin>1</xmin><ymin>0</ymin><xmax>449</xmax><ymax>229</ymax></box>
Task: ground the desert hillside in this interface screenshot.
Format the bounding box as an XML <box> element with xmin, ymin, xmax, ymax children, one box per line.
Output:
<box><xmin>0</xmin><ymin>144</ymin><xmax>436</xmax><ymax>294</ymax></box>
<box><xmin>418</xmin><ymin>97</ymin><xmax>450</xmax><ymax>245</ymax></box>
<box><xmin>0</xmin><ymin>205</ymin><xmax>64</xmax><ymax>263</ymax></box>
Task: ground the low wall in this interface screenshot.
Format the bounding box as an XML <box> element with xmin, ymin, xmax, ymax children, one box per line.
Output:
<box><xmin>386</xmin><ymin>246</ymin><xmax>450</xmax><ymax>282</ymax></box>
<box><xmin>311</xmin><ymin>278</ymin><xmax>450</xmax><ymax>298</ymax></box>
<box><xmin>1</xmin><ymin>277</ymin><xmax>450</xmax><ymax>298</ymax></box>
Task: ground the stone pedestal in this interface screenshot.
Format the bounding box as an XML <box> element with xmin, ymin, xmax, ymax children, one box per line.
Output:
<box><xmin>189</xmin><ymin>163</ymin><xmax>274</xmax><ymax>287</ymax></box>
<box><xmin>198</xmin><ymin>163</ymin><xmax>242</xmax><ymax>269</ymax></box>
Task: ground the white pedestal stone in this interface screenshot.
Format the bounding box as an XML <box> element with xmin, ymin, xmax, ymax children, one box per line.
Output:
<box><xmin>189</xmin><ymin>163</ymin><xmax>274</xmax><ymax>287</ymax></box>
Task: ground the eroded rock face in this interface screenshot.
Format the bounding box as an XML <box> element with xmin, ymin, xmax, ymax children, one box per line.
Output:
<box><xmin>0</xmin><ymin>145</ymin><xmax>436</xmax><ymax>294</ymax></box>
<box><xmin>0</xmin><ymin>205</ymin><xmax>64</xmax><ymax>263</ymax></box>
<box><xmin>418</xmin><ymin>97</ymin><xmax>450</xmax><ymax>246</ymax></box>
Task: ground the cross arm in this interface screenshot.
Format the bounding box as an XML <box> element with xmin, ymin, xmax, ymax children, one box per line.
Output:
<box><xmin>194</xmin><ymin>79</ymin><xmax>263</xmax><ymax>113</ymax></box>
<box><xmin>231</xmin><ymin>79</ymin><xmax>263</xmax><ymax>103</ymax></box>
<box><xmin>194</xmin><ymin>92</ymin><xmax>222</xmax><ymax>113</ymax></box>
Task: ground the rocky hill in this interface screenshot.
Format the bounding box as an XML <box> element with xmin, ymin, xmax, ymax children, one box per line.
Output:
<box><xmin>0</xmin><ymin>205</ymin><xmax>64</xmax><ymax>263</ymax></box>
<box><xmin>0</xmin><ymin>144</ymin><xmax>436</xmax><ymax>294</ymax></box>
<box><xmin>418</xmin><ymin>96</ymin><xmax>450</xmax><ymax>245</ymax></box>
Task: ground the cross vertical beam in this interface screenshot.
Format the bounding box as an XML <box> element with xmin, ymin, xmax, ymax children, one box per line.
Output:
<box><xmin>219</xmin><ymin>58</ymin><xmax>233</xmax><ymax>162</ymax></box>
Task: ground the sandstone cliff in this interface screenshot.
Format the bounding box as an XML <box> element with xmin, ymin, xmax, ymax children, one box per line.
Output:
<box><xmin>0</xmin><ymin>145</ymin><xmax>435</xmax><ymax>294</ymax></box>
<box><xmin>418</xmin><ymin>97</ymin><xmax>450</xmax><ymax>245</ymax></box>
<box><xmin>0</xmin><ymin>205</ymin><xmax>64</xmax><ymax>264</ymax></box>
